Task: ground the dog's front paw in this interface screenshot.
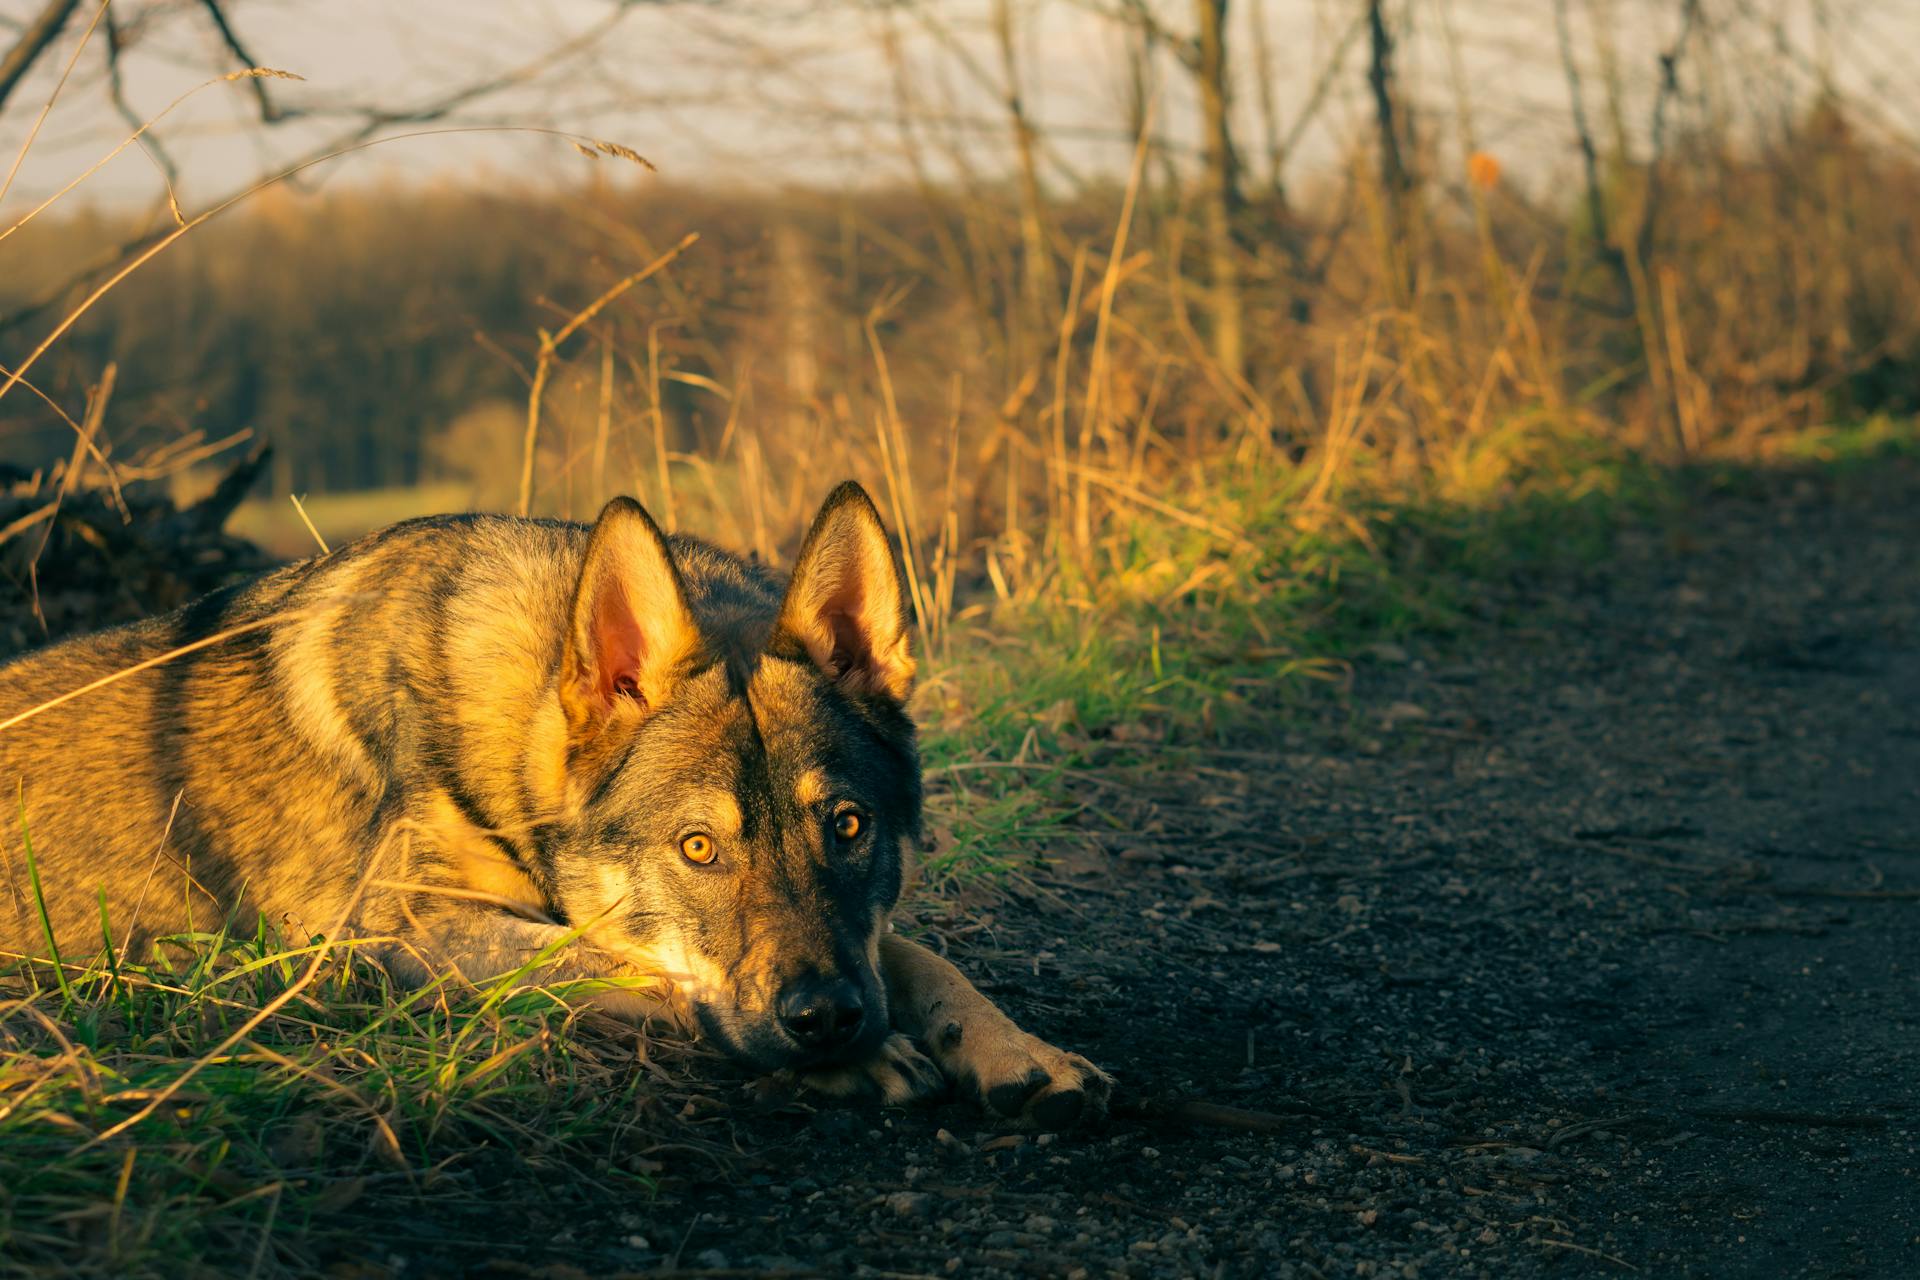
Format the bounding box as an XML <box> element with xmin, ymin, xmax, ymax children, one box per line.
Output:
<box><xmin>931</xmin><ymin>1021</ymin><xmax>1112</xmax><ymax>1130</ymax></box>
<box><xmin>799</xmin><ymin>1033</ymin><xmax>947</xmax><ymax>1107</ymax></box>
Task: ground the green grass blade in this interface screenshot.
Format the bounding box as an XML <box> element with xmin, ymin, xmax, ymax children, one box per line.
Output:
<box><xmin>17</xmin><ymin>787</ymin><xmax>72</xmax><ymax>1006</ymax></box>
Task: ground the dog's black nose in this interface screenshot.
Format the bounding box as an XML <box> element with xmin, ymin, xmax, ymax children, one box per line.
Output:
<box><xmin>777</xmin><ymin>978</ymin><xmax>866</xmax><ymax>1052</ymax></box>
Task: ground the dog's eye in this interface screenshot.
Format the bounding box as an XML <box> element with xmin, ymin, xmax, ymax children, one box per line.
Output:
<box><xmin>680</xmin><ymin>833</ymin><xmax>716</xmax><ymax>864</ymax></box>
<box><xmin>833</xmin><ymin>811</ymin><xmax>864</xmax><ymax>842</ymax></box>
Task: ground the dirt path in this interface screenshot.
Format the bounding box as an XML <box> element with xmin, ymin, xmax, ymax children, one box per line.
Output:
<box><xmin>356</xmin><ymin>461</ymin><xmax>1920</xmax><ymax>1278</ymax></box>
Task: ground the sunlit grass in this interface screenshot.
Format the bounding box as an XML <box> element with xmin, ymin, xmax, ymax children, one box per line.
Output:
<box><xmin>0</xmin><ymin>923</ymin><xmax>701</xmax><ymax>1277</ymax></box>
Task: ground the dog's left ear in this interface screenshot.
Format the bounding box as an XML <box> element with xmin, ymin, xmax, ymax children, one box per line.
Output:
<box><xmin>773</xmin><ymin>481</ymin><xmax>916</xmax><ymax>704</ymax></box>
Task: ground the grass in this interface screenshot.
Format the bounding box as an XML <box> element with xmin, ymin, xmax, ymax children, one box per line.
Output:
<box><xmin>0</xmin><ymin>416</ymin><xmax>1914</xmax><ymax>1275</ymax></box>
<box><xmin>1</xmin><ymin>923</ymin><xmax>712</xmax><ymax>1276</ymax></box>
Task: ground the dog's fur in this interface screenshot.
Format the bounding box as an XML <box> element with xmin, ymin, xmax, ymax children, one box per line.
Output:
<box><xmin>0</xmin><ymin>483</ymin><xmax>1107</xmax><ymax>1124</ymax></box>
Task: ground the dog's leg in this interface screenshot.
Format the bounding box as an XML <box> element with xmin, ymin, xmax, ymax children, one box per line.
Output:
<box><xmin>879</xmin><ymin>933</ymin><xmax>1110</xmax><ymax>1129</ymax></box>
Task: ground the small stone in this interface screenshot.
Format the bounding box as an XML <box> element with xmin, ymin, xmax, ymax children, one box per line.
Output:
<box><xmin>694</xmin><ymin>1249</ymin><xmax>729</xmax><ymax>1269</ymax></box>
<box><xmin>623</xmin><ymin>1235</ymin><xmax>650</xmax><ymax>1251</ymax></box>
<box><xmin>885</xmin><ymin>1191</ymin><xmax>934</xmax><ymax>1219</ymax></box>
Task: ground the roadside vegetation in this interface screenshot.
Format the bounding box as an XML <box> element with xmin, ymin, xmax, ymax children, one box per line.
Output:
<box><xmin>2</xmin><ymin>2</ymin><xmax>1918</xmax><ymax>1272</ymax></box>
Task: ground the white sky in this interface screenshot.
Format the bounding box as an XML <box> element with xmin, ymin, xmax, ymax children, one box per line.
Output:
<box><xmin>2</xmin><ymin>0</ymin><xmax>1917</xmax><ymax>213</ymax></box>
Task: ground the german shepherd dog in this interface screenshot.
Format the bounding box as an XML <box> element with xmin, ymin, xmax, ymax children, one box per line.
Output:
<box><xmin>0</xmin><ymin>484</ymin><xmax>1108</xmax><ymax>1126</ymax></box>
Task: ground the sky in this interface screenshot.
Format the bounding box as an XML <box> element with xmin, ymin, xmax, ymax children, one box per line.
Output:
<box><xmin>2</xmin><ymin>0</ymin><xmax>1917</xmax><ymax>214</ymax></box>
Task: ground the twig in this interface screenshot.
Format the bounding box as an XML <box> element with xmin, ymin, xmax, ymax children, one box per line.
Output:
<box><xmin>1350</xmin><ymin>1143</ymin><xmax>1423</xmax><ymax>1164</ymax></box>
<box><xmin>1125</xmin><ymin>1097</ymin><xmax>1312</xmax><ymax>1132</ymax></box>
<box><xmin>0</xmin><ymin>0</ymin><xmax>84</xmax><ymax>119</ymax></box>
<box><xmin>1685</xmin><ymin>1108</ymin><xmax>1888</xmax><ymax>1130</ymax></box>
<box><xmin>518</xmin><ymin>232</ymin><xmax>698</xmax><ymax>516</ymax></box>
<box><xmin>1528</xmin><ymin>1237</ymin><xmax>1640</xmax><ymax>1271</ymax></box>
<box><xmin>1057</xmin><ymin>458</ymin><xmax>1255</xmax><ymax>551</ymax></box>
<box><xmin>0</xmin><ymin>608</ymin><xmax>316</xmax><ymax>735</ymax></box>
<box><xmin>196</xmin><ymin>0</ymin><xmax>280</xmax><ymax>121</ymax></box>
<box><xmin>1546</xmin><ymin>1113</ymin><xmax>1645</xmax><ymax>1148</ymax></box>
<box><xmin>102</xmin><ymin>2</ymin><xmax>182</xmax><ymax>202</ymax></box>
<box><xmin>1073</xmin><ymin>91</ymin><xmax>1154</xmax><ymax>551</ymax></box>
<box><xmin>1763</xmin><ymin>886</ymin><xmax>1920</xmax><ymax>901</ymax></box>
<box><xmin>289</xmin><ymin>494</ymin><xmax>329</xmax><ymax>555</ymax></box>
<box><xmin>0</xmin><ymin>0</ymin><xmax>104</xmax><ymax>206</ymax></box>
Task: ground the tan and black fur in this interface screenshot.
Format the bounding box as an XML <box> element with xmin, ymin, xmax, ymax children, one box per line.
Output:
<box><xmin>0</xmin><ymin>483</ymin><xmax>1108</xmax><ymax>1125</ymax></box>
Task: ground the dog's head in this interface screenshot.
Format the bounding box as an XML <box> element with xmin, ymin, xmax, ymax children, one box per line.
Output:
<box><xmin>541</xmin><ymin>482</ymin><xmax>920</xmax><ymax>1071</ymax></box>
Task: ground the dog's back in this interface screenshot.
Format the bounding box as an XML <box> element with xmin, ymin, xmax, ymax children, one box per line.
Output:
<box><xmin>0</xmin><ymin>515</ymin><xmax>595</xmax><ymax>955</ymax></box>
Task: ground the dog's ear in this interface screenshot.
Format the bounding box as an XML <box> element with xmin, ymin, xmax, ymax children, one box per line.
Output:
<box><xmin>773</xmin><ymin>481</ymin><xmax>916</xmax><ymax>703</ymax></box>
<box><xmin>561</xmin><ymin>497</ymin><xmax>699</xmax><ymax>739</ymax></box>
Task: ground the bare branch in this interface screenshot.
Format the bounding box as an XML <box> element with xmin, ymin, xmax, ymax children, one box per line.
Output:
<box><xmin>1271</xmin><ymin>9</ymin><xmax>1365</xmax><ymax>185</ymax></box>
<box><xmin>0</xmin><ymin>0</ymin><xmax>82</xmax><ymax>116</ymax></box>
<box><xmin>1636</xmin><ymin>0</ymin><xmax>1703</xmax><ymax>264</ymax></box>
<box><xmin>0</xmin><ymin>1</ymin><xmax>651</xmax><ymax>336</ymax></box>
<box><xmin>103</xmin><ymin>2</ymin><xmax>181</xmax><ymax>197</ymax></box>
<box><xmin>1553</xmin><ymin>0</ymin><xmax>1618</xmax><ymax>269</ymax></box>
<box><xmin>196</xmin><ymin>0</ymin><xmax>282</xmax><ymax>121</ymax></box>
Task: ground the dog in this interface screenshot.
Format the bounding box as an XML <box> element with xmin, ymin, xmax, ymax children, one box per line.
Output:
<box><xmin>0</xmin><ymin>482</ymin><xmax>1109</xmax><ymax>1126</ymax></box>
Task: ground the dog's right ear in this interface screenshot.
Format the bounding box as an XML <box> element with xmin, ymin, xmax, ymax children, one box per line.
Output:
<box><xmin>772</xmin><ymin>481</ymin><xmax>916</xmax><ymax>704</ymax></box>
<box><xmin>560</xmin><ymin>497</ymin><xmax>699</xmax><ymax>743</ymax></box>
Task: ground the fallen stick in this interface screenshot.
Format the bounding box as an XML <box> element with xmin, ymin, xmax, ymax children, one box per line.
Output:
<box><xmin>1686</xmin><ymin>1107</ymin><xmax>1889</xmax><ymax>1130</ymax></box>
<box><xmin>1118</xmin><ymin>1096</ymin><xmax>1315</xmax><ymax>1131</ymax></box>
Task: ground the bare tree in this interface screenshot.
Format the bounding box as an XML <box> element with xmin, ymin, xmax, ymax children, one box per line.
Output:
<box><xmin>993</xmin><ymin>0</ymin><xmax>1057</xmax><ymax>336</ymax></box>
<box><xmin>1100</xmin><ymin>0</ymin><xmax>1246</xmax><ymax>381</ymax></box>
<box><xmin>1366</xmin><ymin>0</ymin><xmax>1415</xmax><ymax>305</ymax></box>
<box><xmin>1192</xmin><ymin>0</ymin><xmax>1243</xmax><ymax>382</ymax></box>
<box><xmin>1553</xmin><ymin>0</ymin><xmax>1632</xmax><ymax>308</ymax></box>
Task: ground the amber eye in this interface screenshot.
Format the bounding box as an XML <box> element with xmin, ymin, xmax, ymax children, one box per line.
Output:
<box><xmin>679</xmin><ymin>833</ymin><xmax>716</xmax><ymax>864</ymax></box>
<box><xmin>833</xmin><ymin>811</ymin><xmax>864</xmax><ymax>842</ymax></box>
